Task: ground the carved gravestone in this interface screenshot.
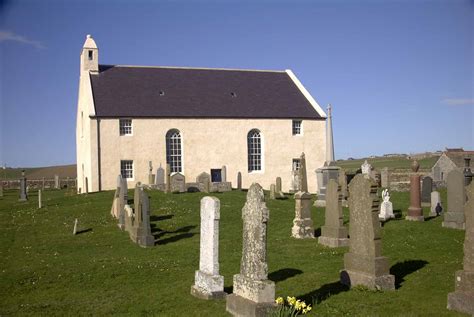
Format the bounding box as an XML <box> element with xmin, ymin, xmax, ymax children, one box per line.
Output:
<box><xmin>338</xmin><ymin>169</ymin><xmax>348</xmax><ymax>206</ymax></box>
<box><xmin>155</xmin><ymin>166</ymin><xmax>165</xmax><ymax>186</ymax></box>
<box><xmin>129</xmin><ymin>185</ymin><xmax>154</xmax><ymax>247</ymax></box>
<box><xmin>318</xmin><ymin>179</ymin><xmax>349</xmax><ymax>247</ymax></box>
<box><xmin>443</xmin><ymin>169</ymin><xmax>466</xmax><ymax>230</ymax></box>
<box><xmin>381</xmin><ymin>167</ymin><xmax>390</xmax><ymax>188</ymax></box>
<box><xmin>340</xmin><ymin>174</ymin><xmax>395</xmax><ymax>290</ymax></box>
<box><xmin>421</xmin><ymin>176</ymin><xmax>433</xmax><ymax>206</ymax></box>
<box><xmin>447</xmin><ymin>182</ymin><xmax>474</xmax><ymax>314</ymax></box>
<box><xmin>379</xmin><ymin>189</ymin><xmax>394</xmax><ymax>221</ymax></box>
<box><xmin>191</xmin><ymin>197</ymin><xmax>226</xmax><ymax>299</ymax></box>
<box><xmin>19</xmin><ymin>171</ymin><xmax>28</xmax><ymax>202</ymax></box>
<box><xmin>361</xmin><ymin>160</ymin><xmax>372</xmax><ymax>177</ymax></box>
<box><xmin>406</xmin><ymin>160</ymin><xmax>424</xmax><ymax>221</ymax></box>
<box><xmin>124</xmin><ymin>204</ymin><xmax>134</xmax><ymax>233</ymax></box>
<box><xmin>237</xmin><ymin>172</ymin><xmax>242</xmax><ymax>190</ymax></box>
<box><xmin>292</xmin><ymin>154</ymin><xmax>314</xmax><ymax>239</ymax></box>
<box><xmin>226</xmin><ymin>183</ymin><xmax>275</xmax><ymax>316</ymax></box>
<box><xmin>430</xmin><ymin>191</ymin><xmax>442</xmax><ymax>217</ymax></box>
<box><xmin>197</xmin><ymin>172</ymin><xmax>211</xmax><ymax>193</ymax></box>
<box><xmin>170</xmin><ymin>173</ymin><xmax>186</xmax><ymax>193</ymax></box>
<box><xmin>275</xmin><ymin>177</ymin><xmax>285</xmax><ymax>199</ymax></box>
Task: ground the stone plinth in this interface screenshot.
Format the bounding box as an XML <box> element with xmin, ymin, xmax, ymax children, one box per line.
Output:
<box><xmin>318</xmin><ymin>179</ymin><xmax>348</xmax><ymax>247</ymax></box>
<box><xmin>314</xmin><ymin>165</ymin><xmax>340</xmax><ymax>207</ymax></box>
<box><xmin>443</xmin><ymin>169</ymin><xmax>466</xmax><ymax>230</ymax></box>
<box><xmin>447</xmin><ymin>182</ymin><xmax>474</xmax><ymax>315</ymax></box>
<box><xmin>129</xmin><ymin>185</ymin><xmax>154</xmax><ymax>247</ymax></box>
<box><xmin>406</xmin><ymin>161</ymin><xmax>424</xmax><ymax>221</ymax></box>
<box><xmin>291</xmin><ymin>192</ymin><xmax>314</xmax><ymax>239</ymax></box>
<box><xmin>340</xmin><ymin>174</ymin><xmax>395</xmax><ymax>291</ymax></box>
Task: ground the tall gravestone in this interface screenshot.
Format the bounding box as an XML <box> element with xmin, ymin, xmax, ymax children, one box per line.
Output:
<box><xmin>38</xmin><ymin>189</ymin><xmax>42</xmax><ymax>209</ymax></box>
<box><xmin>406</xmin><ymin>160</ymin><xmax>424</xmax><ymax>221</ymax></box>
<box><xmin>155</xmin><ymin>166</ymin><xmax>165</xmax><ymax>186</ymax></box>
<box><xmin>292</xmin><ymin>153</ymin><xmax>314</xmax><ymax>239</ymax></box>
<box><xmin>443</xmin><ymin>169</ymin><xmax>466</xmax><ymax>229</ymax></box>
<box><xmin>318</xmin><ymin>179</ymin><xmax>349</xmax><ymax>247</ymax></box>
<box><xmin>463</xmin><ymin>158</ymin><xmax>473</xmax><ymax>187</ymax></box>
<box><xmin>197</xmin><ymin>172</ymin><xmax>211</xmax><ymax>193</ymax></box>
<box><xmin>447</xmin><ymin>182</ymin><xmax>474</xmax><ymax>314</ymax></box>
<box><xmin>340</xmin><ymin>174</ymin><xmax>395</xmax><ymax>290</ymax></box>
<box><xmin>0</xmin><ymin>181</ymin><xmax>3</xmax><ymax>197</ymax></box>
<box><xmin>361</xmin><ymin>160</ymin><xmax>372</xmax><ymax>177</ymax></box>
<box><xmin>19</xmin><ymin>170</ymin><xmax>28</xmax><ymax>202</ymax></box>
<box><xmin>54</xmin><ymin>175</ymin><xmax>60</xmax><ymax>189</ymax></box>
<box><xmin>170</xmin><ymin>173</ymin><xmax>186</xmax><ymax>193</ymax></box>
<box><xmin>381</xmin><ymin>167</ymin><xmax>390</xmax><ymax>188</ymax></box>
<box><xmin>118</xmin><ymin>176</ymin><xmax>128</xmax><ymax>230</ymax></box>
<box><xmin>221</xmin><ymin>165</ymin><xmax>227</xmax><ymax>183</ymax></box>
<box><xmin>269</xmin><ymin>184</ymin><xmax>276</xmax><ymax>200</ymax></box>
<box><xmin>237</xmin><ymin>172</ymin><xmax>242</xmax><ymax>190</ymax></box>
<box><xmin>148</xmin><ymin>161</ymin><xmax>155</xmax><ymax>185</ymax></box>
<box><xmin>338</xmin><ymin>169</ymin><xmax>348</xmax><ymax>206</ymax></box>
<box><xmin>191</xmin><ymin>196</ymin><xmax>226</xmax><ymax>299</ymax></box>
<box><xmin>421</xmin><ymin>176</ymin><xmax>433</xmax><ymax>207</ymax></box>
<box><xmin>110</xmin><ymin>175</ymin><xmax>122</xmax><ymax>219</ymax></box>
<box><xmin>129</xmin><ymin>184</ymin><xmax>155</xmax><ymax>247</ymax></box>
<box><xmin>165</xmin><ymin>163</ymin><xmax>171</xmax><ymax>193</ymax></box>
<box><xmin>430</xmin><ymin>191</ymin><xmax>442</xmax><ymax>217</ymax></box>
<box><xmin>226</xmin><ymin>183</ymin><xmax>275</xmax><ymax>316</ymax></box>
<box><xmin>274</xmin><ymin>177</ymin><xmax>285</xmax><ymax>199</ymax></box>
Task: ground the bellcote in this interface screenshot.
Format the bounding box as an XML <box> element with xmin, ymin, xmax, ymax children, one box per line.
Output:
<box><xmin>80</xmin><ymin>34</ymin><xmax>98</xmax><ymax>73</ymax></box>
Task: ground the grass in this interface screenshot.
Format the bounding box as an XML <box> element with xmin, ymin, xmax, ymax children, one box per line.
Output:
<box><xmin>0</xmin><ymin>187</ymin><xmax>467</xmax><ymax>316</ymax></box>
<box><xmin>0</xmin><ymin>164</ymin><xmax>76</xmax><ymax>180</ymax></box>
<box><xmin>336</xmin><ymin>156</ymin><xmax>439</xmax><ymax>172</ymax></box>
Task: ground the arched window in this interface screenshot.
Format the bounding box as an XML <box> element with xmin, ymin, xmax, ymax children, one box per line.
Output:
<box><xmin>166</xmin><ymin>129</ymin><xmax>182</xmax><ymax>173</ymax></box>
<box><xmin>247</xmin><ymin>129</ymin><xmax>262</xmax><ymax>172</ymax></box>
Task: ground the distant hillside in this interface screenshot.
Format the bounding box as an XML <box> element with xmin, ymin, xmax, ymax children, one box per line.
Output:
<box><xmin>336</xmin><ymin>155</ymin><xmax>439</xmax><ymax>172</ymax></box>
<box><xmin>1</xmin><ymin>164</ymin><xmax>76</xmax><ymax>180</ymax></box>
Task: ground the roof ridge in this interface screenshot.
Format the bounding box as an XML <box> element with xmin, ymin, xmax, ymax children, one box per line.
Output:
<box><xmin>99</xmin><ymin>64</ymin><xmax>286</xmax><ymax>73</ymax></box>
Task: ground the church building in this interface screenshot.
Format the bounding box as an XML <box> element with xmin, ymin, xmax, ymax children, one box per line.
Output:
<box><xmin>76</xmin><ymin>35</ymin><xmax>327</xmax><ymax>193</ymax></box>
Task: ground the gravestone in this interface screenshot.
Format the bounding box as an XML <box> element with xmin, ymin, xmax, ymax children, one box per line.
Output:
<box><xmin>197</xmin><ymin>172</ymin><xmax>211</xmax><ymax>193</ymax></box>
<box><xmin>421</xmin><ymin>176</ymin><xmax>433</xmax><ymax>207</ymax></box>
<box><xmin>19</xmin><ymin>171</ymin><xmax>28</xmax><ymax>202</ymax></box>
<box><xmin>406</xmin><ymin>160</ymin><xmax>424</xmax><ymax>221</ymax></box>
<box><xmin>318</xmin><ymin>179</ymin><xmax>349</xmax><ymax>247</ymax></box>
<box><xmin>463</xmin><ymin>157</ymin><xmax>473</xmax><ymax>187</ymax></box>
<box><xmin>124</xmin><ymin>204</ymin><xmax>134</xmax><ymax>233</ymax></box>
<box><xmin>379</xmin><ymin>189</ymin><xmax>394</xmax><ymax>221</ymax></box>
<box><xmin>110</xmin><ymin>175</ymin><xmax>122</xmax><ymax>219</ymax></box>
<box><xmin>237</xmin><ymin>172</ymin><xmax>242</xmax><ymax>190</ymax></box>
<box><xmin>170</xmin><ymin>172</ymin><xmax>186</xmax><ymax>193</ymax></box>
<box><xmin>292</xmin><ymin>154</ymin><xmax>314</xmax><ymax>239</ymax></box>
<box><xmin>73</xmin><ymin>219</ymin><xmax>78</xmax><ymax>235</ymax></box>
<box><xmin>221</xmin><ymin>165</ymin><xmax>227</xmax><ymax>183</ymax></box>
<box><xmin>38</xmin><ymin>189</ymin><xmax>42</xmax><ymax>209</ymax></box>
<box><xmin>165</xmin><ymin>164</ymin><xmax>171</xmax><ymax>193</ymax></box>
<box><xmin>381</xmin><ymin>167</ymin><xmax>390</xmax><ymax>188</ymax></box>
<box><xmin>129</xmin><ymin>185</ymin><xmax>155</xmax><ymax>247</ymax></box>
<box><xmin>54</xmin><ymin>175</ymin><xmax>60</xmax><ymax>189</ymax></box>
<box><xmin>0</xmin><ymin>182</ymin><xmax>3</xmax><ymax>197</ymax></box>
<box><xmin>148</xmin><ymin>161</ymin><xmax>155</xmax><ymax>185</ymax></box>
<box><xmin>430</xmin><ymin>191</ymin><xmax>442</xmax><ymax>217</ymax></box>
<box><xmin>338</xmin><ymin>169</ymin><xmax>348</xmax><ymax>206</ymax></box>
<box><xmin>275</xmin><ymin>177</ymin><xmax>285</xmax><ymax>199</ymax></box>
<box><xmin>42</xmin><ymin>177</ymin><xmax>45</xmax><ymax>190</ymax></box>
<box><xmin>361</xmin><ymin>160</ymin><xmax>372</xmax><ymax>177</ymax></box>
<box><xmin>447</xmin><ymin>182</ymin><xmax>474</xmax><ymax>315</ymax></box>
<box><xmin>443</xmin><ymin>169</ymin><xmax>466</xmax><ymax>229</ymax></box>
<box><xmin>291</xmin><ymin>170</ymin><xmax>300</xmax><ymax>193</ymax></box>
<box><xmin>155</xmin><ymin>166</ymin><xmax>165</xmax><ymax>186</ymax></box>
<box><xmin>226</xmin><ymin>183</ymin><xmax>275</xmax><ymax>316</ymax></box>
<box><xmin>340</xmin><ymin>174</ymin><xmax>395</xmax><ymax>290</ymax></box>
<box><xmin>191</xmin><ymin>197</ymin><xmax>226</xmax><ymax>299</ymax></box>
<box><xmin>269</xmin><ymin>184</ymin><xmax>276</xmax><ymax>200</ymax></box>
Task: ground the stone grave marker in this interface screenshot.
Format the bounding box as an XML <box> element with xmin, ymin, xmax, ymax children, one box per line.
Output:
<box><xmin>19</xmin><ymin>171</ymin><xmax>28</xmax><ymax>202</ymax></box>
<box><xmin>361</xmin><ymin>160</ymin><xmax>372</xmax><ymax>177</ymax></box>
<box><xmin>54</xmin><ymin>175</ymin><xmax>60</xmax><ymax>189</ymax></box>
<box><xmin>170</xmin><ymin>173</ymin><xmax>186</xmax><ymax>193</ymax></box>
<box><xmin>221</xmin><ymin>165</ymin><xmax>227</xmax><ymax>182</ymax></box>
<box><xmin>338</xmin><ymin>169</ymin><xmax>348</xmax><ymax>206</ymax></box>
<box><xmin>381</xmin><ymin>167</ymin><xmax>390</xmax><ymax>188</ymax></box>
<box><xmin>379</xmin><ymin>189</ymin><xmax>394</xmax><ymax>221</ymax></box>
<box><xmin>340</xmin><ymin>174</ymin><xmax>395</xmax><ymax>290</ymax></box>
<box><xmin>292</xmin><ymin>153</ymin><xmax>314</xmax><ymax>239</ymax></box>
<box><xmin>443</xmin><ymin>169</ymin><xmax>466</xmax><ymax>229</ymax></box>
<box><xmin>406</xmin><ymin>160</ymin><xmax>424</xmax><ymax>221</ymax></box>
<box><xmin>129</xmin><ymin>184</ymin><xmax>154</xmax><ymax>247</ymax></box>
<box><xmin>275</xmin><ymin>177</ymin><xmax>285</xmax><ymax>199</ymax></box>
<box><xmin>38</xmin><ymin>189</ymin><xmax>42</xmax><ymax>209</ymax></box>
<box><xmin>155</xmin><ymin>166</ymin><xmax>165</xmax><ymax>186</ymax></box>
<box><xmin>226</xmin><ymin>183</ymin><xmax>275</xmax><ymax>316</ymax></box>
<box><xmin>191</xmin><ymin>196</ymin><xmax>226</xmax><ymax>299</ymax></box>
<box><xmin>298</xmin><ymin>153</ymin><xmax>308</xmax><ymax>193</ymax></box>
<box><xmin>430</xmin><ymin>191</ymin><xmax>442</xmax><ymax>217</ymax></box>
<box><xmin>197</xmin><ymin>172</ymin><xmax>211</xmax><ymax>193</ymax></box>
<box><xmin>237</xmin><ymin>172</ymin><xmax>242</xmax><ymax>190</ymax></box>
<box><xmin>73</xmin><ymin>219</ymin><xmax>78</xmax><ymax>235</ymax></box>
<box><xmin>0</xmin><ymin>181</ymin><xmax>3</xmax><ymax>197</ymax></box>
<box><xmin>148</xmin><ymin>161</ymin><xmax>155</xmax><ymax>185</ymax></box>
<box><xmin>110</xmin><ymin>175</ymin><xmax>122</xmax><ymax>219</ymax></box>
<box><xmin>318</xmin><ymin>179</ymin><xmax>349</xmax><ymax>247</ymax></box>
<box><xmin>269</xmin><ymin>184</ymin><xmax>276</xmax><ymax>200</ymax></box>
<box><xmin>165</xmin><ymin>164</ymin><xmax>171</xmax><ymax>193</ymax></box>
<box><xmin>447</xmin><ymin>182</ymin><xmax>474</xmax><ymax>314</ymax></box>
<box><xmin>421</xmin><ymin>176</ymin><xmax>433</xmax><ymax>206</ymax></box>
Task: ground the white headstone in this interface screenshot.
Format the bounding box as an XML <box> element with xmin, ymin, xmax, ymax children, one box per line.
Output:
<box><xmin>430</xmin><ymin>191</ymin><xmax>442</xmax><ymax>217</ymax></box>
<box><xmin>379</xmin><ymin>189</ymin><xmax>394</xmax><ymax>221</ymax></box>
<box><xmin>361</xmin><ymin>160</ymin><xmax>372</xmax><ymax>176</ymax></box>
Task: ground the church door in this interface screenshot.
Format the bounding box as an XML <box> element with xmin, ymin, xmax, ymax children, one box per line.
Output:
<box><xmin>211</xmin><ymin>169</ymin><xmax>222</xmax><ymax>182</ymax></box>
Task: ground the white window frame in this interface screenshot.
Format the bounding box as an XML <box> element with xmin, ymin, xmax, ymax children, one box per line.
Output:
<box><xmin>119</xmin><ymin>119</ymin><xmax>133</xmax><ymax>136</ymax></box>
<box><xmin>120</xmin><ymin>160</ymin><xmax>134</xmax><ymax>180</ymax></box>
<box><xmin>292</xmin><ymin>120</ymin><xmax>302</xmax><ymax>136</ymax></box>
<box><xmin>166</xmin><ymin>129</ymin><xmax>183</xmax><ymax>174</ymax></box>
<box><xmin>247</xmin><ymin>129</ymin><xmax>264</xmax><ymax>173</ymax></box>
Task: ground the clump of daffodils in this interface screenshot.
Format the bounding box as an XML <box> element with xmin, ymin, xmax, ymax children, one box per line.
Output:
<box><xmin>273</xmin><ymin>296</ymin><xmax>312</xmax><ymax>316</ymax></box>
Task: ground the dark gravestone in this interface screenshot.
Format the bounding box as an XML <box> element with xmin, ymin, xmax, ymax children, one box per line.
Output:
<box><xmin>421</xmin><ymin>176</ymin><xmax>433</xmax><ymax>206</ymax></box>
<box><xmin>19</xmin><ymin>170</ymin><xmax>28</xmax><ymax>202</ymax></box>
<box><xmin>443</xmin><ymin>169</ymin><xmax>466</xmax><ymax>230</ymax></box>
<box><xmin>237</xmin><ymin>172</ymin><xmax>242</xmax><ymax>190</ymax></box>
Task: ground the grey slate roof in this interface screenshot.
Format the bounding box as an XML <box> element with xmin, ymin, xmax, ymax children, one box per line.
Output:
<box><xmin>90</xmin><ymin>65</ymin><xmax>323</xmax><ymax>119</ymax></box>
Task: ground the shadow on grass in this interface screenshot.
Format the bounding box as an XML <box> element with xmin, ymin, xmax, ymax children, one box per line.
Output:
<box><xmin>297</xmin><ymin>281</ymin><xmax>349</xmax><ymax>305</ymax></box>
<box><xmin>390</xmin><ymin>260</ymin><xmax>429</xmax><ymax>289</ymax></box>
<box><xmin>269</xmin><ymin>268</ymin><xmax>303</xmax><ymax>283</ymax></box>
<box><xmin>393</xmin><ymin>209</ymin><xmax>403</xmax><ymax>219</ymax></box>
<box><xmin>153</xmin><ymin>225</ymin><xmax>197</xmax><ymax>244</ymax></box>
<box><xmin>224</xmin><ymin>285</ymin><xmax>233</xmax><ymax>294</ymax></box>
<box><xmin>424</xmin><ymin>215</ymin><xmax>439</xmax><ymax>222</ymax></box>
<box><xmin>156</xmin><ymin>232</ymin><xmax>195</xmax><ymax>245</ymax></box>
<box><xmin>76</xmin><ymin>228</ymin><xmax>92</xmax><ymax>235</ymax></box>
<box><xmin>315</xmin><ymin>227</ymin><xmax>321</xmax><ymax>237</ymax></box>
<box><xmin>150</xmin><ymin>214</ymin><xmax>173</xmax><ymax>222</ymax></box>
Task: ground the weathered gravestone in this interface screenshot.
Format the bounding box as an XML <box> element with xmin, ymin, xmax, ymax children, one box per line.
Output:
<box><xmin>340</xmin><ymin>174</ymin><xmax>395</xmax><ymax>290</ymax></box>
<box><xmin>197</xmin><ymin>172</ymin><xmax>211</xmax><ymax>193</ymax></box>
<box><xmin>421</xmin><ymin>176</ymin><xmax>433</xmax><ymax>207</ymax></box>
<box><xmin>430</xmin><ymin>191</ymin><xmax>442</xmax><ymax>217</ymax></box>
<box><xmin>118</xmin><ymin>177</ymin><xmax>128</xmax><ymax>230</ymax></box>
<box><xmin>38</xmin><ymin>189</ymin><xmax>42</xmax><ymax>209</ymax></box>
<box><xmin>447</xmin><ymin>182</ymin><xmax>474</xmax><ymax>315</ymax></box>
<box><xmin>129</xmin><ymin>184</ymin><xmax>155</xmax><ymax>247</ymax></box>
<box><xmin>124</xmin><ymin>204</ymin><xmax>134</xmax><ymax>233</ymax></box>
<box><xmin>155</xmin><ymin>166</ymin><xmax>165</xmax><ymax>186</ymax></box>
<box><xmin>191</xmin><ymin>196</ymin><xmax>226</xmax><ymax>299</ymax></box>
<box><xmin>170</xmin><ymin>173</ymin><xmax>186</xmax><ymax>193</ymax></box>
<box><xmin>381</xmin><ymin>167</ymin><xmax>390</xmax><ymax>188</ymax></box>
<box><xmin>275</xmin><ymin>177</ymin><xmax>285</xmax><ymax>199</ymax></box>
<box><xmin>221</xmin><ymin>165</ymin><xmax>227</xmax><ymax>183</ymax></box>
<box><xmin>226</xmin><ymin>183</ymin><xmax>276</xmax><ymax>316</ymax></box>
<box><xmin>19</xmin><ymin>171</ymin><xmax>28</xmax><ymax>202</ymax></box>
<box><xmin>42</xmin><ymin>177</ymin><xmax>45</xmax><ymax>190</ymax></box>
<box><xmin>269</xmin><ymin>184</ymin><xmax>276</xmax><ymax>200</ymax></box>
<box><xmin>237</xmin><ymin>172</ymin><xmax>242</xmax><ymax>190</ymax></box>
<box><xmin>379</xmin><ymin>189</ymin><xmax>394</xmax><ymax>221</ymax></box>
<box><xmin>443</xmin><ymin>169</ymin><xmax>466</xmax><ymax>230</ymax></box>
<box><xmin>338</xmin><ymin>169</ymin><xmax>348</xmax><ymax>207</ymax></box>
<box><xmin>148</xmin><ymin>161</ymin><xmax>155</xmax><ymax>185</ymax></box>
<box><xmin>406</xmin><ymin>160</ymin><xmax>424</xmax><ymax>222</ymax></box>
<box><xmin>292</xmin><ymin>153</ymin><xmax>314</xmax><ymax>239</ymax></box>
<box><xmin>54</xmin><ymin>175</ymin><xmax>60</xmax><ymax>189</ymax></box>
<box><xmin>165</xmin><ymin>164</ymin><xmax>171</xmax><ymax>193</ymax></box>
<box><xmin>0</xmin><ymin>181</ymin><xmax>3</xmax><ymax>197</ymax></box>
<box><xmin>361</xmin><ymin>160</ymin><xmax>372</xmax><ymax>177</ymax></box>
<box><xmin>110</xmin><ymin>175</ymin><xmax>122</xmax><ymax>219</ymax></box>
<box><xmin>318</xmin><ymin>179</ymin><xmax>349</xmax><ymax>247</ymax></box>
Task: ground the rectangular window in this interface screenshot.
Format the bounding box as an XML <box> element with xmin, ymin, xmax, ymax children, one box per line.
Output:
<box><xmin>119</xmin><ymin>119</ymin><xmax>132</xmax><ymax>136</ymax></box>
<box><xmin>121</xmin><ymin>160</ymin><xmax>133</xmax><ymax>179</ymax></box>
<box><xmin>292</xmin><ymin>159</ymin><xmax>301</xmax><ymax>171</ymax></box>
<box><xmin>88</xmin><ymin>50</ymin><xmax>93</xmax><ymax>60</ymax></box>
<box><xmin>292</xmin><ymin>120</ymin><xmax>302</xmax><ymax>135</ymax></box>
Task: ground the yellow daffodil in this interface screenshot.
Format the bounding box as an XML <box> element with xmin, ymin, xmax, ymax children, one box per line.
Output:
<box><xmin>275</xmin><ymin>297</ymin><xmax>284</xmax><ymax>305</ymax></box>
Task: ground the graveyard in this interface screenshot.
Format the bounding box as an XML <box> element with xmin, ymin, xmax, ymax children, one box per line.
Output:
<box><xmin>0</xmin><ymin>184</ymin><xmax>469</xmax><ymax>316</ymax></box>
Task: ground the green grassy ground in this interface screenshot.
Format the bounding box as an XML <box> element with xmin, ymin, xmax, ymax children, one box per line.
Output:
<box><xmin>0</xmin><ymin>188</ymin><xmax>467</xmax><ymax>316</ymax></box>
<box><xmin>336</xmin><ymin>156</ymin><xmax>439</xmax><ymax>172</ymax></box>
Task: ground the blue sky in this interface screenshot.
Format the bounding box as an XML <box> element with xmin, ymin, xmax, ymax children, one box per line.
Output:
<box><xmin>0</xmin><ymin>0</ymin><xmax>472</xmax><ymax>167</ymax></box>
